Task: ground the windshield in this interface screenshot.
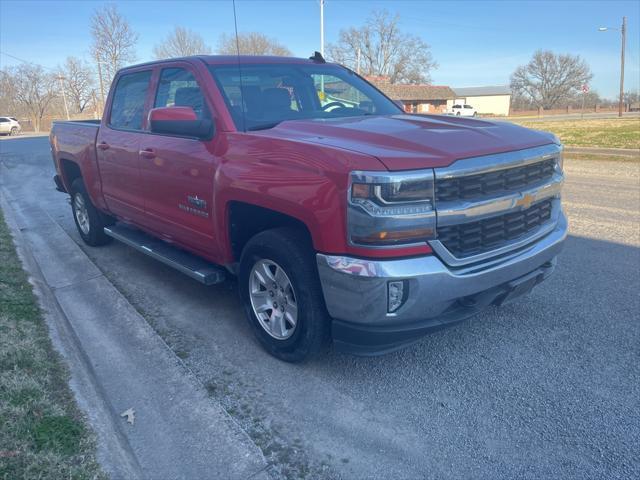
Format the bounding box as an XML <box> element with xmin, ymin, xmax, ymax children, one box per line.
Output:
<box><xmin>208</xmin><ymin>63</ymin><xmax>402</xmax><ymax>131</ymax></box>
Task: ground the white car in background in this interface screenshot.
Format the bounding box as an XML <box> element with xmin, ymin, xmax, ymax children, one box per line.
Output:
<box><xmin>450</xmin><ymin>104</ymin><xmax>477</xmax><ymax>117</ymax></box>
<box><xmin>0</xmin><ymin>117</ymin><xmax>21</xmax><ymax>135</ymax></box>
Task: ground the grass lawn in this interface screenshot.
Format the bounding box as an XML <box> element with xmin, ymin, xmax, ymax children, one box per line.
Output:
<box><xmin>563</xmin><ymin>153</ymin><xmax>640</xmax><ymax>162</ymax></box>
<box><xmin>0</xmin><ymin>210</ymin><xmax>104</xmax><ymax>479</ymax></box>
<box><xmin>513</xmin><ymin>118</ymin><xmax>640</xmax><ymax>149</ymax></box>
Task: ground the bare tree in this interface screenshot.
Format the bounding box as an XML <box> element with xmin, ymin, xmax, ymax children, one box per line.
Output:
<box><xmin>90</xmin><ymin>4</ymin><xmax>138</xmax><ymax>86</ymax></box>
<box><xmin>217</xmin><ymin>32</ymin><xmax>292</xmax><ymax>56</ymax></box>
<box><xmin>153</xmin><ymin>26</ymin><xmax>212</xmax><ymax>59</ymax></box>
<box><xmin>58</xmin><ymin>57</ymin><xmax>95</xmax><ymax>113</ymax></box>
<box><xmin>0</xmin><ymin>69</ymin><xmax>20</xmax><ymax>116</ymax></box>
<box><xmin>510</xmin><ymin>50</ymin><xmax>592</xmax><ymax>110</ymax></box>
<box><xmin>8</xmin><ymin>64</ymin><xmax>57</xmax><ymax>132</ymax></box>
<box><xmin>327</xmin><ymin>10</ymin><xmax>437</xmax><ymax>84</ymax></box>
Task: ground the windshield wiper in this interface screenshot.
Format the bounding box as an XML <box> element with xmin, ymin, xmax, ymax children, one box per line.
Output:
<box><xmin>246</xmin><ymin>121</ymin><xmax>284</xmax><ymax>131</ymax></box>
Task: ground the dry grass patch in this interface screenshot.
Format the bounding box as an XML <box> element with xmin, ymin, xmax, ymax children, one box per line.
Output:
<box><xmin>0</xmin><ymin>210</ymin><xmax>105</xmax><ymax>480</ymax></box>
<box><xmin>514</xmin><ymin>118</ymin><xmax>640</xmax><ymax>149</ymax></box>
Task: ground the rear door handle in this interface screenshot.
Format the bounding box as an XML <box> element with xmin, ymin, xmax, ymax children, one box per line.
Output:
<box><xmin>97</xmin><ymin>142</ymin><xmax>110</xmax><ymax>150</ymax></box>
<box><xmin>139</xmin><ymin>148</ymin><xmax>156</xmax><ymax>159</ymax></box>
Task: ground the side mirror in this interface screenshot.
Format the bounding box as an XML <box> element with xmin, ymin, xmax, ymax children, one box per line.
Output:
<box><xmin>148</xmin><ymin>106</ymin><xmax>213</xmax><ymax>139</ymax></box>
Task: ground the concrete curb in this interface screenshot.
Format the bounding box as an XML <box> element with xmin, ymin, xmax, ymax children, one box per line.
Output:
<box><xmin>0</xmin><ymin>189</ymin><xmax>144</xmax><ymax>480</ymax></box>
<box><xmin>0</xmin><ymin>187</ymin><xmax>270</xmax><ymax>480</ymax></box>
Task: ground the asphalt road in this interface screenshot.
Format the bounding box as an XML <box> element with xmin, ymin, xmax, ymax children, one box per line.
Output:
<box><xmin>1</xmin><ymin>136</ymin><xmax>639</xmax><ymax>479</ymax></box>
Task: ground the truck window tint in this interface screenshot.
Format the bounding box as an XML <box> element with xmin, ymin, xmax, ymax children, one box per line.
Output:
<box><xmin>109</xmin><ymin>71</ymin><xmax>152</xmax><ymax>130</ymax></box>
<box><xmin>209</xmin><ymin>63</ymin><xmax>401</xmax><ymax>131</ymax></box>
<box><xmin>154</xmin><ymin>68</ymin><xmax>210</xmax><ymax>120</ymax></box>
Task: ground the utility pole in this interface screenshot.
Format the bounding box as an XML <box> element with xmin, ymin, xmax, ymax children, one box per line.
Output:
<box><xmin>618</xmin><ymin>16</ymin><xmax>626</xmax><ymax>117</ymax></box>
<box><xmin>57</xmin><ymin>76</ymin><xmax>70</xmax><ymax>120</ymax></box>
<box><xmin>92</xmin><ymin>90</ymin><xmax>98</xmax><ymax>119</ymax></box>
<box><xmin>96</xmin><ymin>57</ymin><xmax>106</xmax><ymax>117</ymax></box>
<box><xmin>357</xmin><ymin>47</ymin><xmax>361</xmax><ymax>75</ymax></box>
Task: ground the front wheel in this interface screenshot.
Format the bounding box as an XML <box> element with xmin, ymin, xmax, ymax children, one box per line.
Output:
<box><xmin>70</xmin><ymin>178</ymin><xmax>112</xmax><ymax>246</ymax></box>
<box><xmin>239</xmin><ymin>227</ymin><xmax>329</xmax><ymax>362</ymax></box>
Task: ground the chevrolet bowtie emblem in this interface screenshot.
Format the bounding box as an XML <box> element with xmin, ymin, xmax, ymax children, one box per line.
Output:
<box><xmin>515</xmin><ymin>193</ymin><xmax>535</xmax><ymax>209</ymax></box>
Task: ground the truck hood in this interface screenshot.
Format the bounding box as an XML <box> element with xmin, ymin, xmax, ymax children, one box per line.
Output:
<box><xmin>254</xmin><ymin>114</ymin><xmax>558</xmax><ymax>171</ymax></box>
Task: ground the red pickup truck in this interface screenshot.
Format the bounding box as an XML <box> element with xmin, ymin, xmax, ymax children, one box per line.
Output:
<box><xmin>50</xmin><ymin>54</ymin><xmax>567</xmax><ymax>362</ymax></box>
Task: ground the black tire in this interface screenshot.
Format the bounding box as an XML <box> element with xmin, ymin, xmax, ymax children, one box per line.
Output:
<box><xmin>239</xmin><ymin>227</ymin><xmax>329</xmax><ymax>362</ymax></box>
<box><xmin>70</xmin><ymin>178</ymin><xmax>112</xmax><ymax>246</ymax></box>
<box><xmin>10</xmin><ymin>127</ymin><xmax>18</xmax><ymax>136</ymax></box>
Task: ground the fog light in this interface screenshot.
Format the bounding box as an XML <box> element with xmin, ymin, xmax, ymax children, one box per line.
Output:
<box><xmin>388</xmin><ymin>281</ymin><xmax>406</xmax><ymax>313</ymax></box>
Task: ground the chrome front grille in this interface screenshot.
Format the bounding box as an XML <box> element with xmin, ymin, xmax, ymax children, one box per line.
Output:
<box><xmin>435</xmin><ymin>158</ymin><xmax>556</xmax><ymax>202</ymax></box>
<box><xmin>430</xmin><ymin>144</ymin><xmax>564</xmax><ymax>266</ymax></box>
<box><xmin>437</xmin><ymin>199</ymin><xmax>553</xmax><ymax>258</ymax></box>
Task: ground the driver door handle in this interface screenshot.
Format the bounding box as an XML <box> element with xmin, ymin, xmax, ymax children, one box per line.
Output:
<box><xmin>97</xmin><ymin>142</ymin><xmax>110</xmax><ymax>150</ymax></box>
<box><xmin>139</xmin><ymin>148</ymin><xmax>156</xmax><ymax>159</ymax></box>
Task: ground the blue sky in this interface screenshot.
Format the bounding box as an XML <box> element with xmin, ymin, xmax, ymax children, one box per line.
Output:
<box><xmin>1</xmin><ymin>0</ymin><xmax>638</xmax><ymax>98</ymax></box>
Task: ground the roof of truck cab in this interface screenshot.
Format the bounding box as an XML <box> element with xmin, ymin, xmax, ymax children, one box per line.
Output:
<box><xmin>119</xmin><ymin>55</ymin><xmax>328</xmax><ymax>71</ymax></box>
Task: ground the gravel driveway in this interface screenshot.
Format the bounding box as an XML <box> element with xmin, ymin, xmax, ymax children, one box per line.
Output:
<box><xmin>1</xmin><ymin>137</ymin><xmax>638</xmax><ymax>479</ymax></box>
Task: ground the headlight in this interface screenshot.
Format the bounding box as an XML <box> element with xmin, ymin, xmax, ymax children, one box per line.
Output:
<box><xmin>348</xmin><ymin>170</ymin><xmax>436</xmax><ymax>246</ymax></box>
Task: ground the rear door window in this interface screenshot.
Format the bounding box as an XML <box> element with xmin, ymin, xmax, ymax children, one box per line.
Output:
<box><xmin>109</xmin><ymin>71</ymin><xmax>152</xmax><ymax>130</ymax></box>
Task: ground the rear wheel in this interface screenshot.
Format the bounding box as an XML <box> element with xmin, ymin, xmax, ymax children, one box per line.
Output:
<box><xmin>10</xmin><ymin>127</ymin><xmax>18</xmax><ymax>136</ymax></box>
<box><xmin>239</xmin><ymin>227</ymin><xmax>329</xmax><ymax>362</ymax></box>
<box><xmin>70</xmin><ymin>178</ymin><xmax>112</xmax><ymax>246</ymax></box>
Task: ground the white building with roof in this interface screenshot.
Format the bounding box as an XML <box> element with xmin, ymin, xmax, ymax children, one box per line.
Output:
<box><xmin>453</xmin><ymin>86</ymin><xmax>512</xmax><ymax>116</ymax></box>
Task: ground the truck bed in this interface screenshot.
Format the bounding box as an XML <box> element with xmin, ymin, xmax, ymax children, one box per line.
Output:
<box><xmin>53</xmin><ymin>119</ymin><xmax>101</xmax><ymax>126</ymax></box>
<box><xmin>50</xmin><ymin>120</ymin><xmax>101</xmax><ymax>194</ymax></box>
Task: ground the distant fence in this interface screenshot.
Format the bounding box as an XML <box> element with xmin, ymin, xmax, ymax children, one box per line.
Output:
<box><xmin>509</xmin><ymin>106</ymin><xmax>622</xmax><ymax>117</ymax></box>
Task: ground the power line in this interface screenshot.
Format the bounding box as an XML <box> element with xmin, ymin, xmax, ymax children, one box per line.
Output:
<box><xmin>0</xmin><ymin>50</ymin><xmax>57</xmax><ymax>71</ymax></box>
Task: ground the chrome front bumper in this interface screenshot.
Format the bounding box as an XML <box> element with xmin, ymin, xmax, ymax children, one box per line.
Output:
<box><xmin>317</xmin><ymin>211</ymin><xmax>567</xmax><ymax>354</ymax></box>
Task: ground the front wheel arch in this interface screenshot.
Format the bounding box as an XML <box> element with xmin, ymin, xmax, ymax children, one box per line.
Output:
<box><xmin>227</xmin><ymin>201</ymin><xmax>314</xmax><ymax>263</ymax></box>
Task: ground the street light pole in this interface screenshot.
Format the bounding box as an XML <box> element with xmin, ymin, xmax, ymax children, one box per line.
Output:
<box><xmin>618</xmin><ymin>16</ymin><xmax>626</xmax><ymax>117</ymax></box>
<box><xmin>599</xmin><ymin>16</ymin><xmax>627</xmax><ymax>118</ymax></box>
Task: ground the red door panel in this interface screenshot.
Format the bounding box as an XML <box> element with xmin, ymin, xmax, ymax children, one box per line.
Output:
<box><xmin>97</xmin><ymin>128</ymin><xmax>144</xmax><ymax>222</ymax></box>
<box><xmin>140</xmin><ymin>65</ymin><xmax>220</xmax><ymax>260</ymax></box>
<box><xmin>97</xmin><ymin>69</ymin><xmax>152</xmax><ymax>223</ymax></box>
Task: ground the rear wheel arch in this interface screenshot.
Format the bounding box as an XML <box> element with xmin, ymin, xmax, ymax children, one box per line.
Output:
<box><xmin>60</xmin><ymin>158</ymin><xmax>82</xmax><ymax>190</ymax></box>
